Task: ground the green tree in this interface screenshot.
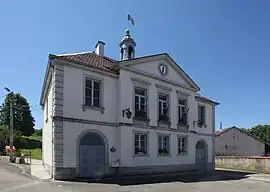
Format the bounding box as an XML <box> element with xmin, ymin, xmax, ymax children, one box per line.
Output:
<box><xmin>0</xmin><ymin>124</ymin><xmax>23</xmax><ymax>148</ymax></box>
<box><xmin>0</xmin><ymin>93</ymin><xmax>35</xmax><ymax>136</ymax></box>
<box><xmin>245</xmin><ymin>125</ymin><xmax>270</xmax><ymax>143</ymax></box>
<box><xmin>33</xmin><ymin>128</ymin><xmax>42</xmax><ymax>137</ymax></box>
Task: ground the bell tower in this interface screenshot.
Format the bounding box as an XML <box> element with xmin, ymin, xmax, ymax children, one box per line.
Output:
<box><xmin>119</xmin><ymin>29</ymin><xmax>136</xmax><ymax>60</ymax></box>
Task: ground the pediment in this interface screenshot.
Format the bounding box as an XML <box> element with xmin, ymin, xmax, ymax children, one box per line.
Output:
<box><xmin>120</xmin><ymin>53</ymin><xmax>200</xmax><ymax>91</ymax></box>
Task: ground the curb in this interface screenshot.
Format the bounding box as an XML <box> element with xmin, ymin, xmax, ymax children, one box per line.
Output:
<box><xmin>248</xmin><ymin>177</ymin><xmax>270</xmax><ymax>183</ymax></box>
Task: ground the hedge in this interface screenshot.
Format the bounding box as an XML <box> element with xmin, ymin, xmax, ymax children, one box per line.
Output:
<box><xmin>14</xmin><ymin>136</ymin><xmax>42</xmax><ymax>149</ymax></box>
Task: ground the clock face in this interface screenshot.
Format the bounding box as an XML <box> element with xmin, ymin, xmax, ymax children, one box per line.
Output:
<box><xmin>159</xmin><ymin>63</ymin><xmax>168</xmax><ymax>76</ymax></box>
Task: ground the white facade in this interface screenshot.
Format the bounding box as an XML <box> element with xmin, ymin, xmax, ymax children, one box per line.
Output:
<box><xmin>215</xmin><ymin>127</ymin><xmax>265</xmax><ymax>156</ymax></box>
<box><xmin>40</xmin><ymin>30</ymin><xmax>219</xmax><ymax>179</ymax></box>
<box><xmin>42</xmin><ymin>75</ymin><xmax>53</xmax><ymax>175</ymax></box>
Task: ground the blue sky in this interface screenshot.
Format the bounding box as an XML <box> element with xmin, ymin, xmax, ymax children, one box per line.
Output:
<box><xmin>0</xmin><ymin>0</ymin><xmax>269</xmax><ymax>130</ymax></box>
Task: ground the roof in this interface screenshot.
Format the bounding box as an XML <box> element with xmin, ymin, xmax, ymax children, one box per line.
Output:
<box><xmin>40</xmin><ymin>51</ymin><xmax>219</xmax><ymax>106</ymax></box>
<box><xmin>50</xmin><ymin>52</ymin><xmax>118</xmax><ymax>74</ymax></box>
<box><xmin>119</xmin><ymin>53</ymin><xmax>201</xmax><ymax>91</ymax></box>
<box><xmin>195</xmin><ymin>94</ymin><xmax>220</xmax><ymax>106</ymax></box>
<box><xmin>215</xmin><ymin>126</ymin><xmax>270</xmax><ymax>145</ymax></box>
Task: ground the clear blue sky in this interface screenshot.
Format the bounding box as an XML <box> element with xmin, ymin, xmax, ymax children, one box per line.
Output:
<box><xmin>0</xmin><ymin>0</ymin><xmax>269</xmax><ymax>130</ymax></box>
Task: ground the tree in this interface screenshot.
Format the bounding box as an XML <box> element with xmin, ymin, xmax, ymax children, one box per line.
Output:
<box><xmin>0</xmin><ymin>124</ymin><xmax>23</xmax><ymax>148</ymax></box>
<box><xmin>0</xmin><ymin>93</ymin><xmax>35</xmax><ymax>136</ymax></box>
<box><xmin>245</xmin><ymin>125</ymin><xmax>270</xmax><ymax>144</ymax></box>
<box><xmin>33</xmin><ymin>128</ymin><xmax>42</xmax><ymax>137</ymax></box>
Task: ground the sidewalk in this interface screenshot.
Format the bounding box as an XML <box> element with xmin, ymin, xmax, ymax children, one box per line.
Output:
<box><xmin>0</xmin><ymin>156</ymin><xmax>51</xmax><ymax>181</ymax></box>
<box><xmin>30</xmin><ymin>159</ymin><xmax>52</xmax><ymax>180</ymax></box>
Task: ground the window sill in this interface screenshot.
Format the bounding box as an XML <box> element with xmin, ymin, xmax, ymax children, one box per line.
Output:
<box><xmin>157</xmin><ymin>153</ymin><xmax>171</xmax><ymax>157</ymax></box>
<box><xmin>198</xmin><ymin>124</ymin><xmax>207</xmax><ymax>128</ymax></box>
<box><xmin>82</xmin><ymin>105</ymin><xmax>105</xmax><ymax>114</ymax></box>
<box><xmin>133</xmin><ymin>154</ymin><xmax>149</xmax><ymax>157</ymax></box>
<box><xmin>158</xmin><ymin>120</ymin><xmax>171</xmax><ymax>128</ymax></box>
<box><xmin>177</xmin><ymin>153</ymin><xmax>188</xmax><ymax>156</ymax></box>
<box><xmin>133</xmin><ymin>116</ymin><xmax>149</xmax><ymax>121</ymax></box>
<box><xmin>177</xmin><ymin>124</ymin><xmax>189</xmax><ymax>131</ymax></box>
<box><xmin>133</xmin><ymin>117</ymin><xmax>150</xmax><ymax>125</ymax></box>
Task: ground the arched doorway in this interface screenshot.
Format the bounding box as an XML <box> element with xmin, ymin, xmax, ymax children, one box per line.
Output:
<box><xmin>195</xmin><ymin>140</ymin><xmax>207</xmax><ymax>171</ymax></box>
<box><xmin>79</xmin><ymin>132</ymin><xmax>105</xmax><ymax>177</ymax></box>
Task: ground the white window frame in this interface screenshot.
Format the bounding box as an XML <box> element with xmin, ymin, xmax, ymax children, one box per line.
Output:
<box><xmin>134</xmin><ymin>131</ymin><xmax>149</xmax><ymax>157</ymax></box>
<box><xmin>158</xmin><ymin>93</ymin><xmax>170</xmax><ymax>122</ymax></box>
<box><xmin>178</xmin><ymin>136</ymin><xmax>188</xmax><ymax>155</ymax></box>
<box><xmin>178</xmin><ymin>98</ymin><xmax>187</xmax><ymax>126</ymax></box>
<box><xmin>158</xmin><ymin>134</ymin><xmax>170</xmax><ymax>156</ymax></box>
<box><xmin>131</xmin><ymin>77</ymin><xmax>151</xmax><ymax>121</ymax></box>
<box><xmin>83</xmin><ymin>75</ymin><xmax>103</xmax><ymax>109</ymax></box>
<box><xmin>134</xmin><ymin>87</ymin><xmax>147</xmax><ymax>119</ymax></box>
<box><xmin>198</xmin><ymin>105</ymin><xmax>206</xmax><ymax>126</ymax></box>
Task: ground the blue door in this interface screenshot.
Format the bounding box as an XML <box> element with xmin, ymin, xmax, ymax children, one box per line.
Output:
<box><xmin>79</xmin><ymin>133</ymin><xmax>105</xmax><ymax>177</ymax></box>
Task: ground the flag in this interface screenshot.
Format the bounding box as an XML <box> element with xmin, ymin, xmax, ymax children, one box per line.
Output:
<box><xmin>128</xmin><ymin>14</ymin><xmax>135</xmax><ymax>26</ymax></box>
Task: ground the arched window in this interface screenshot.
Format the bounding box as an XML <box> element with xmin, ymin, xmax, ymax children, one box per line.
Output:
<box><xmin>128</xmin><ymin>46</ymin><xmax>133</xmax><ymax>58</ymax></box>
<box><xmin>120</xmin><ymin>47</ymin><xmax>124</xmax><ymax>60</ymax></box>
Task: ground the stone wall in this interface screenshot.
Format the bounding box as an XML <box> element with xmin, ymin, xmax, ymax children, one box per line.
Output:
<box><xmin>215</xmin><ymin>156</ymin><xmax>270</xmax><ymax>173</ymax></box>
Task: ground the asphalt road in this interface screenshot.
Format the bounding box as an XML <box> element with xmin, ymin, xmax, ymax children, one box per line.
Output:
<box><xmin>0</xmin><ymin>161</ymin><xmax>269</xmax><ymax>192</ymax></box>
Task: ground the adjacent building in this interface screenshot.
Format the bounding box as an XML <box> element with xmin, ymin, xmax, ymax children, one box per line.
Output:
<box><xmin>215</xmin><ymin>126</ymin><xmax>267</xmax><ymax>156</ymax></box>
<box><xmin>40</xmin><ymin>29</ymin><xmax>219</xmax><ymax>180</ymax></box>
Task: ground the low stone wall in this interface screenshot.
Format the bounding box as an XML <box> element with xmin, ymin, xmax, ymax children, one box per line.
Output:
<box><xmin>215</xmin><ymin>156</ymin><xmax>270</xmax><ymax>173</ymax></box>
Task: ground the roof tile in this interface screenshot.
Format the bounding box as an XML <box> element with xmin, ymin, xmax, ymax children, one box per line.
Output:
<box><xmin>54</xmin><ymin>52</ymin><xmax>118</xmax><ymax>73</ymax></box>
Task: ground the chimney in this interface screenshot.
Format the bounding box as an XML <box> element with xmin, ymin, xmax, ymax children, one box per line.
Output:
<box><xmin>95</xmin><ymin>41</ymin><xmax>105</xmax><ymax>56</ymax></box>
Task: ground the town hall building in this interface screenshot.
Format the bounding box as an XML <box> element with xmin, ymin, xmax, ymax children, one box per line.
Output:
<box><xmin>40</xmin><ymin>29</ymin><xmax>219</xmax><ymax>180</ymax></box>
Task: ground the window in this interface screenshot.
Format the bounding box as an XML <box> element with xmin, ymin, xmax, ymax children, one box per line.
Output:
<box><xmin>158</xmin><ymin>94</ymin><xmax>169</xmax><ymax>121</ymax></box>
<box><xmin>120</xmin><ymin>48</ymin><xmax>124</xmax><ymax>60</ymax></box>
<box><xmin>178</xmin><ymin>98</ymin><xmax>187</xmax><ymax>126</ymax></box>
<box><xmin>85</xmin><ymin>78</ymin><xmax>101</xmax><ymax>108</ymax></box>
<box><xmin>128</xmin><ymin>46</ymin><xmax>134</xmax><ymax>58</ymax></box>
<box><xmin>134</xmin><ymin>87</ymin><xmax>147</xmax><ymax>120</ymax></box>
<box><xmin>158</xmin><ymin>134</ymin><xmax>170</xmax><ymax>155</ymax></box>
<box><xmin>134</xmin><ymin>132</ymin><xmax>148</xmax><ymax>156</ymax></box>
<box><xmin>198</xmin><ymin>105</ymin><xmax>205</xmax><ymax>126</ymax></box>
<box><xmin>178</xmin><ymin>136</ymin><xmax>188</xmax><ymax>155</ymax></box>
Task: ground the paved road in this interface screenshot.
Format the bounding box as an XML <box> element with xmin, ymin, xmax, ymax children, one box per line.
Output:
<box><xmin>0</xmin><ymin>161</ymin><xmax>269</xmax><ymax>192</ymax></box>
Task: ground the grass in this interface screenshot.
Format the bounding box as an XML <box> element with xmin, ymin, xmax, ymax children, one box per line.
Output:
<box><xmin>20</xmin><ymin>148</ymin><xmax>42</xmax><ymax>160</ymax></box>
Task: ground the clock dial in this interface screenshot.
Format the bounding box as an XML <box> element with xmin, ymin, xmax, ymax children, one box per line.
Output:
<box><xmin>159</xmin><ymin>64</ymin><xmax>168</xmax><ymax>76</ymax></box>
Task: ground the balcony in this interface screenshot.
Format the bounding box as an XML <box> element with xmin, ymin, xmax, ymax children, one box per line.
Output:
<box><xmin>158</xmin><ymin>114</ymin><xmax>171</xmax><ymax>128</ymax></box>
<box><xmin>133</xmin><ymin>110</ymin><xmax>149</xmax><ymax>125</ymax></box>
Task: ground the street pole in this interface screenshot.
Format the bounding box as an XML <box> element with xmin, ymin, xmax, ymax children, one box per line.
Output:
<box><xmin>9</xmin><ymin>94</ymin><xmax>14</xmax><ymax>163</ymax></box>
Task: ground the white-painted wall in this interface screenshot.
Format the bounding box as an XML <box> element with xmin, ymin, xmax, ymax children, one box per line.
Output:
<box><xmin>42</xmin><ymin>83</ymin><xmax>53</xmax><ymax>168</ymax></box>
<box><xmin>119</xmin><ymin>126</ymin><xmax>213</xmax><ymax>167</ymax></box>
<box><xmin>215</xmin><ymin>128</ymin><xmax>265</xmax><ymax>156</ymax></box>
<box><xmin>50</xmin><ymin>56</ymin><xmax>216</xmax><ymax>170</ymax></box>
<box><xmin>118</xmin><ymin>68</ymin><xmax>214</xmax><ymax>135</ymax></box>
<box><xmin>130</xmin><ymin>59</ymin><xmax>190</xmax><ymax>87</ymax></box>
<box><xmin>62</xmin><ymin>64</ymin><xmax>118</xmax><ymax>123</ymax></box>
<box><xmin>62</xmin><ymin>122</ymin><xmax>118</xmax><ymax>168</ymax></box>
